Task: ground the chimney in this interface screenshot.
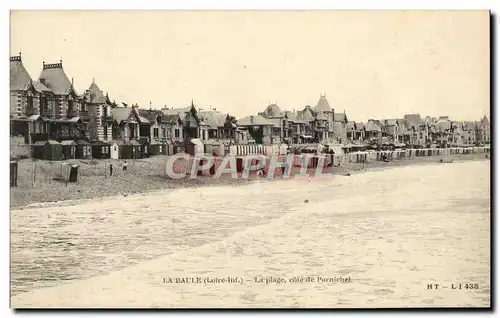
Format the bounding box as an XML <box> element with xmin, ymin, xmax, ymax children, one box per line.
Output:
<box><xmin>250</xmin><ymin>116</ymin><xmax>254</xmax><ymax>124</ymax></box>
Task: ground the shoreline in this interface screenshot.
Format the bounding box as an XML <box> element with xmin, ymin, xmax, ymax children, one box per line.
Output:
<box><xmin>10</xmin><ymin>152</ymin><xmax>489</xmax><ymax>210</ymax></box>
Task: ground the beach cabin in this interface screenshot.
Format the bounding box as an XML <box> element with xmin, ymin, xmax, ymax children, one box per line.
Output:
<box><xmin>148</xmin><ymin>139</ymin><xmax>162</xmax><ymax>156</ymax></box>
<box><xmin>120</xmin><ymin>140</ymin><xmax>142</xmax><ymax>159</ymax></box>
<box><xmin>91</xmin><ymin>141</ymin><xmax>111</xmax><ymax>159</ymax></box>
<box><xmin>203</xmin><ymin>139</ymin><xmax>224</xmax><ymax>157</ymax></box>
<box><xmin>75</xmin><ymin>140</ymin><xmax>92</xmax><ymax>159</ymax></box>
<box><xmin>61</xmin><ymin>140</ymin><xmax>76</xmax><ymax>160</ymax></box>
<box><xmin>173</xmin><ymin>141</ymin><xmax>186</xmax><ymax>154</ymax></box>
<box><xmin>138</xmin><ymin>138</ymin><xmax>150</xmax><ymax>158</ymax></box>
<box><xmin>181</xmin><ymin>139</ymin><xmax>196</xmax><ymax>155</ymax></box>
<box><xmin>31</xmin><ymin>140</ymin><xmax>63</xmax><ymax>161</ymax></box>
<box><xmin>110</xmin><ymin>141</ymin><xmax>119</xmax><ymax>159</ymax></box>
<box><xmin>162</xmin><ymin>140</ymin><xmax>173</xmax><ymax>155</ymax></box>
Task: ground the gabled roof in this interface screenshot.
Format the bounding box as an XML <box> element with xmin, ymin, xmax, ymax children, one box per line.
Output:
<box><xmin>403</xmin><ymin>114</ymin><xmax>423</xmax><ymax>127</ymax></box>
<box><xmin>162</xmin><ymin>106</ymin><xmax>191</xmax><ymax>117</ymax></box>
<box><xmin>87</xmin><ymin>80</ymin><xmax>107</xmax><ymax>104</ymax></box>
<box><xmin>462</xmin><ymin>121</ymin><xmax>477</xmax><ymax>131</ymax></box>
<box><xmin>38</xmin><ymin>61</ymin><xmax>76</xmax><ymax>95</ymax></box>
<box><xmin>315</xmin><ymin>94</ymin><xmax>332</xmax><ymax>112</ymax></box>
<box><xmin>298</xmin><ymin>106</ymin><xmax>316</xmax><ymax>122</ymax></box>
<box><xmin>199</xmin><ymin>110</ymin><xmax>227</xmax><ymax>128</ymax></box>
<box><xmin>237</xmin><ymin>115</ymin><xmax>274</xmax><ymax>126</ymax></box>
<box><xmin>161</xmin><ymin>114</ymin><xmax>182</xmax><ymax>124</ymax></box>
<box><xmin>138</xmin><ymin>109</ymin><xmax>161</xmax><ymax>123</ymax></box>
<box><xmin>262</xmin><ymin>104</ymin><xmax>283</xmax><ymax>118</ymax></box>
<box><xmin>480</xmin><ymin>116</ymin><xmax>490</xmax><ymax>125</ymax></box>
<box><xmin>10</xmin><ymin>55</ymin><xmax>33</xmax><ymax>91</ymax></box>
<box><xmin>365</xmin><ymin>119</ymin><xmax>383</xmax><ymax>131</ymax></box>
<box><xmin>32</xmin><ymin>80</ymin><xmax>52</xmax><ymax>93</ymax></box>
<box><xmin>111</xmin><ymin>107</ymin><xmax>135</xmax><ymax>123</ymax></box>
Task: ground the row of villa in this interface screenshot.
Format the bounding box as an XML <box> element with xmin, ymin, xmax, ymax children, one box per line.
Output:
<box><xmin>10</xmin><ymin>54</ymin><xmax>491</xmax><ymax>160</ymax></box>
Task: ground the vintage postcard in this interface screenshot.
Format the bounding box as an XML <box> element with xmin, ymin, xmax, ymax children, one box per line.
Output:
<box><xmin>9</xmin><ymin>10</ymin><xmax>490</xmax><ymax>308</ymax></box>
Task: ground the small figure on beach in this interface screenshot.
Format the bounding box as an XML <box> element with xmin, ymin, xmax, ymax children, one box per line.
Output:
<box><xmin>123</xmin><ymin>160</ymin><xmax>128</xmax><ymax>171</ymax></box>
<box><xmin>256</xmin><ymin>167</ymin><xmax>264</xmax><ymax>177</ymax></box>
<box><xmin>109</xmin><ymin>164</ymin><xmax>113</xmax><ymax>176</ymax></box>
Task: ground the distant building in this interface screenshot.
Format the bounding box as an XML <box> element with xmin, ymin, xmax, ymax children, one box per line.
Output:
<box><xmin>84</xmin><ymin>79</ymin><xmax>113</xmax><ymax>142</ymax></box>
<box><xmin>236</xmin><ymin>114</ymin><xmax>275</xmax><ymax>144</ymax></box>
<box><xmin>477</xmin><ymin>116</ymin><xmax>490</xmax><ymax>144</ymax></box>
<box><xmin>161</xmin><ymin>101</ymin><xmax>209</xmax><ymax>141</ymax></box>
<box><xmin>10</xmin><ymin>54</ymin><xmax>86</xmax><ymax>142</ymax></box>
<box><xmin>461</xmin><ymin>121</ymin><xmax>477</xmax><ymax>145</ymax></box>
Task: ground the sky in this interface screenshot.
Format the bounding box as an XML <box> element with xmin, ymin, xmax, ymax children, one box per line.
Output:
<box><xmin>10</xmin><ymin>10</ymin><xmax>490</xmax><ymax>122</ymax></box>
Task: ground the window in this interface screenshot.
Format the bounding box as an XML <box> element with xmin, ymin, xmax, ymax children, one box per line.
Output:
<box><xmin>27</xmin><ymin>95</ymin><xmax>34</xmax><ymax>114</ymax></box>
<box><xmin>68</xmin><ymin>99</ymin><xmax>74</xmax><ymax>116</ymax></box>
<box><xmin>175</xmin><ymin>128</ymin><xmax>180</xmax><ymax>138</ymax></box>
<box><xmin>162</xmin><ymin>127</ymin><xmax>167</xmax><ymax>138</ymax></box>
<box><xmin>153</xmin><ymin>128</ymin><xmax>159</xmax><ymax>138</ymax></box>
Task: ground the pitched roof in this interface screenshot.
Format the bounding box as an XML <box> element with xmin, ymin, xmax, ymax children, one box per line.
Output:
<box><xmin>346</xmin><ymin>121</ymin><xmax>356</xmax><ymax>130</ymax></box>
<box><xmin>237</xmin><ymin>115</ymin><xmax>274</xmax><ymax>126</ymax></box>
<box><xmin>365</xmin><ymin>120</ymin><xmax>382</xmax><ymax>131</ymax></box>
<box><xmin>403</xmin><ymin>114</ymin><xmax>423</xmax><ymax>127</ymax></box>
<box><xmin>162</xmin><ymin>107</ymin><xmax>191</xmax><ymax>117</ymax></box>
<box><xmin>480</xmin><ymin>116</ymin><xmax>490</xmax><ymax>125</ymax></box>
<box><xmin>199</xmin><ymin>110</ymin><xmax>226</xmax><ymax>128</ymax></box>
<box><xmin>111</xmin><ymin>107</ymin><xmax>134</xmax><ymax>123</ymax></box>
<box><xmin>262</xmin><ymin>104</ymin><xmax>283</xmax><ymax>118</ymax></box>
<box><xmin>315</xmin><ymin>94</ymin><xmax>332</xmax><ymax>112</ymax></box>
<box><xmin>87</xmin><ymin>80</ymin><xmax>107</xmax><ymax>104</ymax></box>
<box><xmin>161</xmin><ymin>114</ymin><xmax>181</xmax><ymax>124</ymax></box>
<box><xmin>10</xmin><ymin>55</ymin><xmax>32</xmax><ymax>91</ymax></box>
<box><xmin>32</xmin><ymin>80</ymin><xmax>52</xmax><ymax>93</ymax></box>
<box><xmin>60</xmin><ymin>140</ymin><xmax>76</xmax><ymax>146</ymax></box>
<box><xmin>462</xmin><ymin>121</ymin><xmax>477</xmax><ymax>131</ymax></box>
<box><xmin>38</xmin><ymin>62</ymin><xmax>75</xmax><ymax>95</ymax></box>
<box><xmin>298</xmin><ymin>106</ymin><xmax>316</xmax><ymax>122</ymax></box>
<box><xmin>138</xmin><ymin>109</ymin><xmax>161</xmax><ymax>123</ymax></box>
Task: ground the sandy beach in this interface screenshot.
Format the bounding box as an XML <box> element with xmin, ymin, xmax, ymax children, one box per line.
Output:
<box><xmin>10</xmin><ymin>151</ymin><xmax>489</xmax><ymax>209</ymax></box>
<box><xmin>10</xmin><ymin>159</ymin><xmax>490</xmax><ymax>308</ymax></box>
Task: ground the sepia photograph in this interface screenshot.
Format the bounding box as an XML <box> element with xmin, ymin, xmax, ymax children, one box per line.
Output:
<box><xmin>8</xmin><ymin>9</ymin><xmax>491</xmax><ymax>309</ymax></box>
